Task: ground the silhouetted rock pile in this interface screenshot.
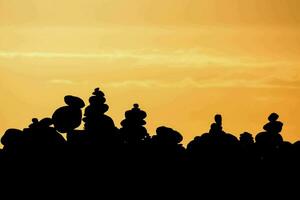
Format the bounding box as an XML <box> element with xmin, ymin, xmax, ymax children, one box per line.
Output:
<box><xmin>120</xmin><ymin>103</ymin><xmax>150</xmax><ymax>145</ymax></box>
<box><xmin>1</xmin><ymin>87</ymin><xmax>300</xmax><ymax>182</ymax></box>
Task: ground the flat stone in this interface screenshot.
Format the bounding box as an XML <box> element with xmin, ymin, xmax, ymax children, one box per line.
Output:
<box><xmin>64</xmin><ymin>95</ymin><xmax>85</xmax><ymax>108</ymax></box>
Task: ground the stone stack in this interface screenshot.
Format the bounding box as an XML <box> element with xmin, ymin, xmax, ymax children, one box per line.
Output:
<box><xmin>120</xmin><ymin>104</ymin><xmax>149</xmax><ymax>145</ymax></box>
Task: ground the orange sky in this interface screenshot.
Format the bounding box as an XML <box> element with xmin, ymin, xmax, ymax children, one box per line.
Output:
<box><xmin>1</xmin><ymin>0</ymin><xmax>300</xmax><ymax>145</ymax></box>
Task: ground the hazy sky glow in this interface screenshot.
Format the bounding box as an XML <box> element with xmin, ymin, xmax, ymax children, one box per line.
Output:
<box><xmin>1</xmin><ymin>0</ymin><xmax>300</xmax><ymax>145</ymax></box>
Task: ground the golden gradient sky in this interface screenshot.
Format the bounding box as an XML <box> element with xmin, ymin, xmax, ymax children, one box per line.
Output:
<box><xmin>1</xmin><ymin>0</ymin><xmax>300</xmax><ymax>145</ymax></box>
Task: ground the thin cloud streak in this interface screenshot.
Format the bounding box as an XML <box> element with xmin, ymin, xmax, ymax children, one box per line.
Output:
<box><xmin>104</xmin><ymin>78</ymin><xmax>300</xmax><ymax>89</ymax></box>
<box><xmin>48</xmin><ymin>79</ymin><xmax>75</xmax><ymax>85</ymax></box>
<box><xmin>0</xmin><ymin>50</ymin><xmax>297</xmax><ymax>68</ymax></box>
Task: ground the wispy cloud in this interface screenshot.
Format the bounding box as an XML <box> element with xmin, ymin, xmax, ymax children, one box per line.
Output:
<box><xmin>47</xmin><ymin>79</ymin><xmax>91</xmax><ymax>86</ymax></box>
<box><xmin>48</xmin><ymin>79</ymin><xmax>75</xmax><ymax>85</ymax></box>
<box><xmin>0</xmin><ymin>50</ymin><xmax>297</xmax><ymax>68</ymax></box>
<box><xmin>104</xmin><ymin>77</ymin><xmax>300</xmax><ymax>89</ymax></box>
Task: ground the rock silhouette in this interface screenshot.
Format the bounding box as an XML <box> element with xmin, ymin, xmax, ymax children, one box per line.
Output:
<box><xmin>240</xmin><ymin>132</ymin><xmax>254</xmax><ymax>146</ymax></box>
<box><xmin>26</xmin><ymin>118</ymin><xmax>65</xmax><ymax>146</ymax></box>
<box><xmin>81</xmin><ymin>88</ymin><xmax>118</xmax><ymax>145</ymax></box>
<box><xmin>256</xmin><ymin>113</ymin><xmax>284</xmax><ymax>145</ymax></box>
<box><xmin>1</xmin><ymin>128</ymin><xmax>23</xmax><ymax>156</ymax></box>
<box><xmin>151</xmin><ymin>126</ymin><xmax>185</xmax><ymax>161</ymax></box>
<box><xmin>52</xmin><ymin>95</ymin><xmax>85</xmax><ymax>133</ymax></box>
<box><xmin>120</xmin><ymin>103</ymin><xmax>150</xmax><ymax>145</ymax></box>
<box><xmin>1</xmin><ymin>87</ymin><xmax>300</xmax><ymax>189</ymax></box>
<box><xmin>187</xmin><ymin>114</ymin><xmax>239</xmax><ymax>164</ymax></box>
<box><xmin>255</xmin><ymin>113</ymin><xmax>285</xmax><ymax>162</ymax></box>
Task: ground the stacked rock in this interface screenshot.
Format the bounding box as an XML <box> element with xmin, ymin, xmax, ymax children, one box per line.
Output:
<box><xmin>204</xmin><ymin>114</ymin><xmax>238</xmax><ymax>144</ymax></box>
<box><xmin>240</xmin><ymin>132</ymin><xmax>254</xmax><ymax>146</ymax></box>
<box><xmin>152</xmin><ymin>127</ymin><xmax>183</xmax><ymax>146</ymax></box>
<box><xmin>255</xmin><ymin>113</ymin><xmax>284</xmax><ymax>147</ymax></box>
<box><xmin>263</xmin><ymin>113</ymin><xmax>283</xmax><ymax>134</ymax></box>
<box><xmin>151</xmin><ymin>126</ymin><xmax>185</xmax><ymax>160</ymax></box>
<box><xmin>214</xmin><ymin>114</ymin><xmax>224</xmax><ymax>134</ymax></box>
<box><xmin>1</xmin><ymin>117</ymin><xmax>67</xmax><ymax>158</ymax></box>
<box><xmin>187</xmin><ymin>114</ymin><xmax>239</xmax><ymax>162</ymax></box>
<box><xmin>23</xmin><ymin>118</ymin><xmax>66</xmax><ymax>147</ymax></box>
<box><xmin>52</xmin><ymin>95</ymin><xmax>85</xmax><ymax>133</ymax></box>
<box><xmin>51</xmin><ymin>95</ymin><xmax>85</xmax><ymax>149</ymax></box>
<box><xmin>120</xmin><ymin>104</ymin><xmax>150</xmax><ymax>145</ymax></box>
<box><xmin>1</xmin><ymin>129</ymin><xmax>23</xmax><ymax>155</ymax></box>
<box><xmin>83</xmin><ymin>88</ymin><xmax>117</xmax><ymax>143</ymax></box>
